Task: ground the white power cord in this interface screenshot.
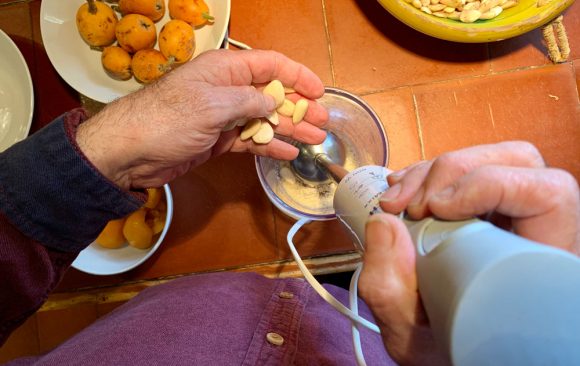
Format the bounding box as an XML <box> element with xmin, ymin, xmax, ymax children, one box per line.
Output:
<box><xmin>349</xmin><ymin>264</ymin><xmax>368</xmax><ymax>366</ymax></box>
<box><xmin>226</xmin><ymin>37</ymin><xmax>252</xmax><ymax>50</ymax></box>
<box><xmin>287</xmin><ymin>218</ymin><xmax>380</xmax><ymax>366</ymax></box>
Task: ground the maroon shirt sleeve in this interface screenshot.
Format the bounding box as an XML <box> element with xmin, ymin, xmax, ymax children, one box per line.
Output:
<box><xmin>0</xmin><ymin>109</ymin><xmax>145</xmax><ymax>345</ymax></box>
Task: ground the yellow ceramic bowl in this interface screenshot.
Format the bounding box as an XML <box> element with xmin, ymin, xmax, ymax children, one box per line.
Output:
<box><xmin>377</xmin><ymin>0</ymin><xmax>574</xmax><ymax>42</ymax></box>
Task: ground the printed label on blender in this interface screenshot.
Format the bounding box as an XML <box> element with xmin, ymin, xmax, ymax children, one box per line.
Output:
<box><xmin>343</xmin><ymin>166</ymin><xmax>389</xmax><ymax>210</ymax></box>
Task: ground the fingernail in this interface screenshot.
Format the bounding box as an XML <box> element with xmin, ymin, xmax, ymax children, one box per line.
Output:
<box><xmin>366</xmin><ymin>214</ymin><xmax>395</xmax><ymax>250</ymax></box>
<box><xmin>433</xmin><ymin>186</ymin><xmax>456</xmax><ymax>201</ymax></box>
<box><xmin>408</xmin><ymin>187</ymin><xmax>424</xmax><ymax>207</ymax></box>
<box><xmin>367</xmin><ymin>213</ymin><xmax>391</xmax><ymax>228</ymax></box>
<box><xmin>389</xmin><ymin>169</ymin><xmax>406</xmax><ymax>180</ymax></box>
<box><xmin>380</xmin><ymin>183</ymin><xmax>402</xmax><ymax>202</ymax></box>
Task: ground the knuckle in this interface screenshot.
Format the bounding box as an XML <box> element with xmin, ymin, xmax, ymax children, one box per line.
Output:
<box><xmin>503</xmin><ymin>141</ymin><xmax>545</xmax><ymax>167</ymax></box>
<box><xmin>433</xmin><ymin>152</ymin><xmax>470</xmax><ymax>175</ymax></box>
<box><xmin>550</xmin><ymin>168</ymin><xmax>580</xmax><ymax>199</ymax></box>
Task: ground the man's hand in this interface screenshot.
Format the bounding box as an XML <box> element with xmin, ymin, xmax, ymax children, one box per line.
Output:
<box><xmin>359</xmin><ymin>141</ymin><xmax>580</xmax><ymax>365</ymax></box>
<box><xmin>76</xmin><ymin>49</ymin><xmax>328</xmax><ymax>190</ymax></box>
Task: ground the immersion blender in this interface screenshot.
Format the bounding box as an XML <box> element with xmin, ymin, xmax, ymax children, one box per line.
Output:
<box><xmin>291</xmin><ymin>138</ymin><xmax>580</xmax><ymax>365</ymax></box>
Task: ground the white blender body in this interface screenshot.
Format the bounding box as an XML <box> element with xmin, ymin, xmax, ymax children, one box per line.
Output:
<box><xmin>333</xmin><ymin>165</ymin><xmax>580</xmax><ymax>365</ymax></box>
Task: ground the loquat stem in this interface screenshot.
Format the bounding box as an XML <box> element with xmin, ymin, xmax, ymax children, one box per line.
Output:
<box><xmin>87</xmin><ymin>0</ymin><xmax>98</xmax><ymax>14</ymax></box>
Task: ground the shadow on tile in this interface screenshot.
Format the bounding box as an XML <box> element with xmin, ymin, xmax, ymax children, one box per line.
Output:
<box><xmin>352</xmin><ymin>0</ymin><xmax>490</xmax><ymax>64</ymax></box>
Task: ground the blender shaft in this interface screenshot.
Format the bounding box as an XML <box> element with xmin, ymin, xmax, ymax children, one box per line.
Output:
<box><xmin>315</xmin><ymin>154</ymin><xmax>350</xmax><ymax>182</ymax></box>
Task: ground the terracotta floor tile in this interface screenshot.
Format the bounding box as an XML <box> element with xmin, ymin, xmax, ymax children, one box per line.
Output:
<box><xmin>37</xmin><ymin>303</ymin><xmax>97</xmax><ymax>353</ymax></box>
<box><xmin>413</xmin><ymin>64</ymin><xmax>580</xmax><ymax>179</ymax></box>
<box><xmin>326</xmin><ymin>0</ymin><xmax>490</xmax><ymax>94</ymax></box>
<box><xmin>363</xmin><ymin>88</ymin><xmax>423</xmax><ymax>170</ymax></box>
<box><xmin>0</xmin><ymin>315</ymin><xmax>39</xmax><ymax>363</ymax></box>
<box><xmin>489</xmin><ymin>30</ymin><xmax>549</xmax><ymax>72</ymax></box>
<box><xmin>29</xmin><ymin>0</ymin><xmax>80</xmax><ymax>132</ymax></box>
<box><xmin>490</xmin><ymin>2</ymin><xmax>580</xmax><ymax>72</ymax></box>
<box><xmin>229</xmin><ymin>0</ymin><xmax>332</xmax><ymax>86</ymax></box>
<box><xmin>131</xmin><ymin>152</ymin><xmax>279</xmax><ymax>277</ymax></box>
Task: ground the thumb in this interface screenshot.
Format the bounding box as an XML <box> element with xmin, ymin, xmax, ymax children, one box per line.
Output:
<box><xmin>363</xmin><ymin>213</ymin><xmax>416</xmax><ymax>284</ymax></box>
<box><xmin>360</xmin><ymin>213</ymin><xmax>447</xmax><ymax>365</ymax></box>
<box><xmin>213</xmin><ymin>85</ymin><xmax>276</xmax><ymax>123</ymax></box>
<box><xmin>359</xmin><ymin>213</ymin><xmax>418</xmax><ymax>331</ymax></box>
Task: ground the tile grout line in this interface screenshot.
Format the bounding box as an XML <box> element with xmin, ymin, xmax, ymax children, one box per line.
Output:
<box><xmin>412</xmin><ymin>93</ymin><xmax>426</xmax><ymax>160</ymax></box>
<box><xmin>359</xmin><ymin>62</ymin><xmax>570</xmax><ymax>98</ymax></box>
<box><xmin>320</xmin><ymin>0</ymin><xmax>336</xmax><ymax>87</ymax></box>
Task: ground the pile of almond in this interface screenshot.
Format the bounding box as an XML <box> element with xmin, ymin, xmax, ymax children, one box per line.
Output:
<box><xmin>223</xmin><ymin>80</ymin><xmax>309</xmax><ymax>144</ymax></box>
<box><xmin>407</xmin><ymin>0</ymin><xmax>518</xmax><ymax>23</ymax></box>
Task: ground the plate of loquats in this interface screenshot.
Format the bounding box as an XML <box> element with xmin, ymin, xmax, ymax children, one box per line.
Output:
<box><xmin>40</xmin><ymin>0</ymin><xmax>230</xmax><ymax>104</ymax></box>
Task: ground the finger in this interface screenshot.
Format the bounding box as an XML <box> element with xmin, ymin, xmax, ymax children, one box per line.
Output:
<box><xmin>362</xmin><ymin>213</ymin><xmax>417</xmax><ymax>284</ymax></box>
<box><xmin>206</xmin><ymin>85</ymin><xmax>276</xmax><ymax>125</ymax></box>
<box><xmin>234</xmin><ymin>50</ymin><xmax>325</xmax><ymax>99</ymax></box>
<box><xmin>284</xmin><ymin>94</ymin><xmax>329</xmax><ymax>127</ymax></box>
<box><xmin>428</xmin><ymin>166</ymin><xmax>580</xmax><ymax>253</ymax></box>
<box><xmin>387</xmin><ymin>160</ymin><xmax>426</xmax><ymax>186</ymax></box>
<box><xmin>380</xmin><ymin>160</ymin><xmax>433</xmax><ymax>215</ymax></box>
<box><xmin>406</xmin><ymin>141</ymin><xmax>546</xmax><ymax>219</ymax></box>
<box><xmin>361</xmin><ymin>214</ymin><xmax>450</xmax><ymax>365</ymax></box>
<box><xmin>359</xmin><ymin>214</ymin><xmax>433</xmax><ymax>361</ymax></box>
<box><xmin>274</xmin><ymin>118</ymin><xmax>327</xmax><ymax>145</ymax></box>
<box><xmin>230</xmin><ymin>137</ymin><xmax>299</xmax><ymax>160</ymax></box>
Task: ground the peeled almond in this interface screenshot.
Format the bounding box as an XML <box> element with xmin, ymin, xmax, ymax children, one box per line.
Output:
<box><xmin>277</xmin><ymin>98</ymin><xmax>295</xmax><ymax>117</ymax></box>
<box><xmin>240</xmin><ymin>118</ymin><xmax>262</xmax><ymax>140</ymax></box>
<box><xmin>263</xmin><ymin>80</ymin><xmax>285</xmax><ymax>107</ymax></box>
<box><xmin>459</xmin><ymin>9</ymin><xmax>481</xmax><ymax>22</ymax></box>
<box><xmin>292</xmin><ymin>99</ymin><xmax>309</xmax><ymax>124</ymax></box>
<box><xmin>266</xmin><ymin>110</ymin><xmax>279</xmax><ymax>126</ymax></box>
<box><xmin>479</xmin><ymin>5</ymin><xmax>502</xmax><ymax>19</ymax></box>
<box><xmin>252</xmin><ymin>121</ymin><xmax>274</xmax><ymax>144</ymax></box>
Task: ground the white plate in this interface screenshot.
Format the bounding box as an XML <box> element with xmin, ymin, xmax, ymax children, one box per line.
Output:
<box><xmin>0</xmin><ymin>29</ymin><xmax>33</xmax><ymax>152</ymax></box>
<box><xmin>72</xmin><ymin>184</ymin><xmax>174</xmax><ymax>275</ymax></box>
<box><xmin>40</xmin><ymin>0</ymin><xmax>230</xmax><ymax>103</ymax></box>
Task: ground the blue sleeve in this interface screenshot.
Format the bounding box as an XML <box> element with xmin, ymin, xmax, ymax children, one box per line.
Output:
<box><xmin>0</xmin><ymin>108</ymin><xmax>145</xmax><ymax>253</ymax></box>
